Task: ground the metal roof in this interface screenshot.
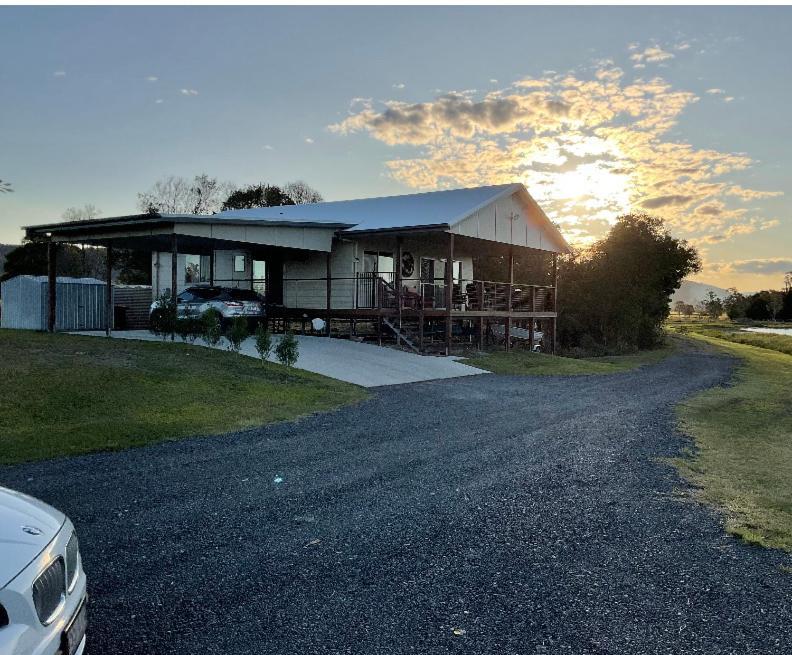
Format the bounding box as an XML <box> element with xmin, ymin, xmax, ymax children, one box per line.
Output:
<box><xmin>216</xmin><ymin>183</ymin><xmax>522</xmax><ymax>231</ymax></box>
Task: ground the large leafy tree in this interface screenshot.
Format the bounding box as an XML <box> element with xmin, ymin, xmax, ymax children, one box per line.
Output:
<box><xmin>1</xmin><ymin>241</ymin><xmax>106</xmax><ymax>282</ymax></box>
<box><xmin>558</xmin><ymin>213</ymin><xmax>700</xmax><ymax>353</ymax></box>
<box><xmin>222</xmin><ymin>180</ymin><xmax>323</xmax><ymax>211</ymax></box>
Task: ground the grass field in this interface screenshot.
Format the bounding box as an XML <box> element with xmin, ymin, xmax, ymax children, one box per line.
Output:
<box><xmin>463</xmin><ymin>342</ymin><xmax>674</xmax><ymax>376</ymax></box>
<box><xmin>672</xmin><ymin>323</ymin><xmax>792</xmax><ymax>356</ymax></box>
<box><xmin>675</xmin><ymin>329</ymin><xmax>792</xmax><ymax>551</ymax></box>
<box><xmin>0</xmin><ymin>330</ymin><xmax>366</xmax><ymax>465</ymax></box>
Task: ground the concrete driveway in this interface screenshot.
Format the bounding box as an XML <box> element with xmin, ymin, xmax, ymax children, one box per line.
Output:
<box><xmin>3</xmin><ymin>343</ymin><xmax>792</xmax><ymax>654</ymax></box>
<box><xmin>72</xmin><ymin>330</ymin><xmax>487</xmax><ymax>386</ymax></box>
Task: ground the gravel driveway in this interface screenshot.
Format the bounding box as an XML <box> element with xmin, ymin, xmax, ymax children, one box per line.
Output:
<box><xmin>3</xmin><ymin>342</ymin><xmax>791</xmax><ymax>654</ymax></box>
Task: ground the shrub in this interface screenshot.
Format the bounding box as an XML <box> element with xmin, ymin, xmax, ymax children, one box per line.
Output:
<box><xmin>176</xmin><ymin>314</ymin><xmax>201</xmax><ymax>343</ymax></box>
<box><xmin>275</xmin><ymin>330</ymin><xmax>299</xmax><ymax>367</ymax></box>
<box><xmin>201</xmin><ymin>308</ymin><xmax>223</xmax><ymax>347</ymax></box>
<box><xmin>149</xmin><ymin>293</ymin><xmax>177</xmax><ymax>340</ymax></box>
<box><xmin>254</xmin><ymin>323</ymin><xmax>273</xmax><ymax>363</ymax></box>
<box><xmin>226</xmin><ymin>316</ymin><xmax>249</xmax><ymax>354</ymax></box>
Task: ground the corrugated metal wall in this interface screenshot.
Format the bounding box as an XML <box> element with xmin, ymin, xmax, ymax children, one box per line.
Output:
<box><xmin>1</xmin><ymin>276</ymin><xmax>109</xmax><ymax>331</ymax></box>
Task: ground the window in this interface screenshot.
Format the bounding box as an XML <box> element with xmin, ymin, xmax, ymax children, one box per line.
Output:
<box><xmin>234</xmin><ymin>254</ymin><xmax>246</xmax><ymax>273</ymax></box>
<box><xmin>184</xmin><ymin>254</ymin><xmax>212</xmax><ymax>284</ymax></box>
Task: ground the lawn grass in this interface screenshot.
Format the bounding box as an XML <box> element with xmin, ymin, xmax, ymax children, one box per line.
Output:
<box><xmin>462</xmin><ymin>341</ymin><xmax>673</xmax><ymax>376</ymax></box>
<box><xmin>675</xmin><ymin>331</ymin><xmax>792</xmax><ymax>550</ymax></box>
<box><xmin>0</xmin><ymin>330</ymin><xmax>367</xmax><ymax>465</ymax></box>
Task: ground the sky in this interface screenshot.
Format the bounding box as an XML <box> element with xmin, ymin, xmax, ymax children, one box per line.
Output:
<box><xmin>0</xmin><ymin>5</ymin><xmax>790</xmax><ymax>291</ymax></box>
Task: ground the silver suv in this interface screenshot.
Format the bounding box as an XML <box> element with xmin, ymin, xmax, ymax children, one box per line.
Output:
<box><xmin>150</xmin><ymin>286</ymin><xmax>266</xmax><ymax>328</ymax></box>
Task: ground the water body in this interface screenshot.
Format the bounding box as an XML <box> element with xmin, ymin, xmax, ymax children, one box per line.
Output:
<box><xmin>741</xmin><ymin>327</ymin><xmax>792</xmax><ymax>336</ymax></box>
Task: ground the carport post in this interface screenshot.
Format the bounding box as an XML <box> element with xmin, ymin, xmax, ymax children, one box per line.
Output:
<box><xmin>105</xmin><ymin>244</ymin><xmax>114</xmax><ymax>336</ymax></box>
<box><xmin>444</xmin><ymin>233</ymin><xmax>454</xmax><ymax>356</ymax></box>
<box><xmin>47</xmin><ymin>241</ymin><xmax>57</xmax><ymax>333</ymax></box>
<box><xmin>325</xmin><ymin>250</ymin><xmax>332</xmax><ymax>336</ymax></box>
<box><xmin>171</xmin><ymin>233</ymin><xmax>178</xmax><ymax>342</ymax></box>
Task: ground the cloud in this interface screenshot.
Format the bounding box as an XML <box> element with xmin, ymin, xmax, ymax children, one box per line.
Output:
<box><xmin>630</xmin><ymin>45</ymin><xmax>675</xmax><ymax>67</ymax></box>
<box><xmin>53</xmin><ymin>71</ymin><xmax>66</xmax><ymax>77</ymax></box>
<box><xmin>155</xmin><ymin>99</ymin><xmax>164</xmax><ymax>104</ymax></box>
<box><xmin>263</xmin><ymin>144</ymin><xmax>274</xmax><ymax>151</ymax></box>
<box><xmin>712</xmin><ymin>258</ymin><xmax>792</xmax><ymax>275</ymax></box>
<box><xmin>392</xmin><ymin>83</ymin><xmax>405</xmax><ymax>89</ymax></box>
<box><xmin>146</xmin><ymin>76</ymin><xmax>158</xmax><ymax>82</ymax></box>
<box><xmin>329</xmin><ymin>65</ymin><xmax>781</xmax><ymax>248</ymax></box>
<box><xmin>706</xmin><ymin>88</ymin><xmax>725</xmax><ymax>95</ymax></box>
<box><xmin>642</xmin><ymin>194</ymin><xmax>694</xmax><ymax>209</ymax></box>
<box><xmin>304</xmin><ymin>137</ymin><xmax>314</xmax><ymax>144</ymax></box>
<box><xmin>180</xmin><ymin>88</ymin><xmax>198</xmax><ymax>96</ymax></box>
<box><xmin>724</xmin><ymin>96</ymin><xmax>735</xmax><ymax>103</ymax></box>
<box><xmin>489</xmin><ymin>79</ymin><xmax>499</xmax><ymax>84</ymax></box>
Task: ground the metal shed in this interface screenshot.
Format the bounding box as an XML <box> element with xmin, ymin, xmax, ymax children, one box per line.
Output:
<box><xmin>1</xmin><ymin>275</ymin><xmax>109</xmax><ymax>331</ymax></box>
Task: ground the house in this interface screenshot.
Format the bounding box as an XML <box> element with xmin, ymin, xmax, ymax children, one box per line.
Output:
<box><xmin>24</xmin><ymin>183</ymin><xmax>570</xmax><ymax>354</ymax></box>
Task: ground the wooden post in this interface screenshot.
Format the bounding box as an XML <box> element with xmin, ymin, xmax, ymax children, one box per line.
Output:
<box><xmin>47</xmin><ymin>241</ymin><xmax>57</xmax><ymax>333</ymax></box>
<box><xmin>444</xmin><ymin>233</ymin><xmax>454</xmax><ymax>356</ymax></box>
<box><xmin>325</xmin><ymin>250</ymin><xmax>332</xmax><ymax>336</ymax></box>
<box><xmin>171</xmin><ymin>233</ymin><xmax>178</xmax><ymax>342</ymax></box>
<box><xmin>105</xmin><ymin>244</ymin><xmax>114</xmax><ymax>336</ymax></box>
<box><xmin>477</xmin><ymin>279</ymin><xmax>484</xmax><ymax>351</ymax></box>
<box><xmin>552</xmin><ymin>253</ymin><xmax>558</xmax><ymax>354</ymax></box>
<box><xmin>395</xmin><ymin>236</ymin><xmax>403</xmax><ymax>327</ymax></box>
<box><xmin>418</xmin><ymin>309</ymin><xmax>425</xmax><ymax>353</ymax></box>
<box><xmin>529</xmin><ymin>285</ymin><xmax>536</xmax><ymax>351</ymax></box>
<box><xmin>505</xmin><ymin>247</ymin><xmax>514</xmax><ymax>352</ymax></box>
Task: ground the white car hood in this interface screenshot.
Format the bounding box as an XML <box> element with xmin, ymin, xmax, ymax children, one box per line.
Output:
<box><xmin>0</xmin><ymin>486</ymin><xmax>65</xmax><ymax>588</ymax></box>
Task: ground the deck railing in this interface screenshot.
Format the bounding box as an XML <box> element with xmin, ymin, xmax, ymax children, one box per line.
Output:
<box><xmin>209</xmin><ymin>275</ymin><xmax>555</xmax><ymax>313</ymax></box>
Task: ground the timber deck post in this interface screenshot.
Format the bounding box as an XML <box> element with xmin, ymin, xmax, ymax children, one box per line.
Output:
<box><xmin>325</xmin><ymin>250</ymin><xmax>332</xmax><ymax>336</ymax></box>
<box><xmin>444</xmin><ymin>233</ymin><xmax>454</xmax><ymax>356</ymax></box>
<box><xmin>47</xmin><ymin>241</ymin><xmax>57</xmax><ymax>333</ymax></box>
<box><xmin>505</xmin><ymin>247</ymin><xmax>514</xmax><ymax>351</ymax></box>
<box><xmin>105</xmin><ymin>243</ymin><xmax>114</xmax><ymax>336</ymax></box>
<box><xmin>552</xmin><ymin>253</ymin><xmax>558</xmax><ymax>354</ymax></box>
<box><xmin>395</xmin><ymin>236</ymin><xmax>403</xmax><ymax>328</ymax></box>
<box><xmin>529</xmin><ymin>286</ymin><xmax>536</xmax><ymax>351</ymax></box>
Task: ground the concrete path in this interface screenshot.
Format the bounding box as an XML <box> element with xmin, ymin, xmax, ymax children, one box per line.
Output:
<box><xmin>70</xmin><ymin>330</ymin><xmax>487</xmax><ymax>387</ymax></box>
<box><xmin>4</xmin><ymin>343</ymin><xmax>792</xmax><ymax>654</ymax></box>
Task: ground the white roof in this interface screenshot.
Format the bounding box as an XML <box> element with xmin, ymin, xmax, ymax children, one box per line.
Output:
<box><xmin>217</xmin><ymin>183</ymin><xmax>522</xmax><ymax>232</ymax></box>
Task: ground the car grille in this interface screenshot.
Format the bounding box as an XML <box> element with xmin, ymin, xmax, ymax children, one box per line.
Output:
<box><xmin>32</xmin><ymin>558</ymin><xmax>65</xmax><ymax>624</ymax></box>
<box><xmin>65</xmin><ymin>532</ymin><xmax>79</xmax><ymax>591</ymax></box>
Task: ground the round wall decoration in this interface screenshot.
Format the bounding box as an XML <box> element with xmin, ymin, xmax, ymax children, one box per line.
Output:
<box><xmin>401</xmin><ymin>251</ymin><xmax>415</xmax><ymax>277</ymax></box>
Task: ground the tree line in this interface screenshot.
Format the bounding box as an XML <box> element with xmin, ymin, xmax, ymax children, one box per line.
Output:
<box><xmin>0</xmin><ymin>175</ymin><xmax>323</xmax><ymax>283</ymax></box>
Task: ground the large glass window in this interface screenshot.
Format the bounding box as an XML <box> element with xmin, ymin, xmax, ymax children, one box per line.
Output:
<box><xmin>184</xmin><ymin>254</ymin><xmax>211</xmax><ymax>284</ymax></box>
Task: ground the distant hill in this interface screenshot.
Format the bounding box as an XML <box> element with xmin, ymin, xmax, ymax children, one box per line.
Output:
<box><xmin>672</xmin><ymin>280</ymin><xmax>729</xmax><ymax>306</ymax></box>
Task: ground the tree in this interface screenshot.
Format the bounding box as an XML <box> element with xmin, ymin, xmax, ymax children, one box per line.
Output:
<box><xmin>1</xmin><ymin>241</ymin><xmax>106</xmax><ymax>281</ymax></box>
<box><xmin>682</xmin><ymin>303</ymin><xmax>695</xmax><ymax>318</ymax></box>
<box><xmin>62</xmin><ymin>204</ymin><xmax>101</xmax><ymax>222</ymax></box>
<box><xmin>0</xmin><ymin>179</ymin><xmax>12</xmax><ymax>193</ymax></box>
<box><xmin>222</xmin><ymin>184</ymin><xmax>294</xmax><ymax>211</ymax></box>
<box><xmin>558</xmin><ymin>213</ymin><xmax>700</xmax><ymax>353</ymax></box>
<box><xmin>701</xmin><ymin>290</ymin><xmax>724</xmax><ymax>319</ymax></box>
<box><xmin>723</xmin><ymin>288</ymin><xmax>747</xmax><ymax>320</ymax></box>
<box><xmin>283</xmin><ymin>181</ymin><xmax>323</xmax><ymax>205</ymax></box>
<box><xmin>768</xmin><ymin>291</ymin><xmax>785</xmax><ymax>321</ymax></box>
<box><xmin>137</xmin><ymin>174</ymin><xmax>234</xmax><ymax>214</ymax></box>
<box><xmin>221</xmin><ymin>180</ymin><xmax>323</xmax><ymax>211</ymax></box>
<box><xmin>744</xmin><ymin>293</ymin><xmax>772</xmax><ymax>320</ymax></box>
<box><xmin>784</xmin><ymin>272</ymin><xmax>792</xmax><ymax>293</ymax></box>
<box><xmin>673</xmin><ymin>300</ymin><xmax>687</xmax><ymax>316</ymax></box>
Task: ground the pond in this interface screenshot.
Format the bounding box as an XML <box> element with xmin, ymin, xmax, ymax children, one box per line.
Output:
<box><xmin>741</xmin><ymin>327</ymin><xmax>792</xmax><ymax>336</ymax></box>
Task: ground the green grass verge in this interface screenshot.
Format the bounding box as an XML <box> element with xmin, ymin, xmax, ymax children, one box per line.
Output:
<box><xmin>0</xmin><ymin>330</ymin><xmax>367</xmax><ymax>465</ymax></box>
<box><xmin>675</xmin><ymin>332</ymin><xmax>792</xmax><ymax>550</ymax></box>
<box><xmin>462</xmin><ymin>342</ymin><xmax>673</xmax><ymax>376</ymax></box>
<box><xmin>672</xmin><ymin>323</ymin><xmax>792</xmax><ymax>357</ymax></box>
